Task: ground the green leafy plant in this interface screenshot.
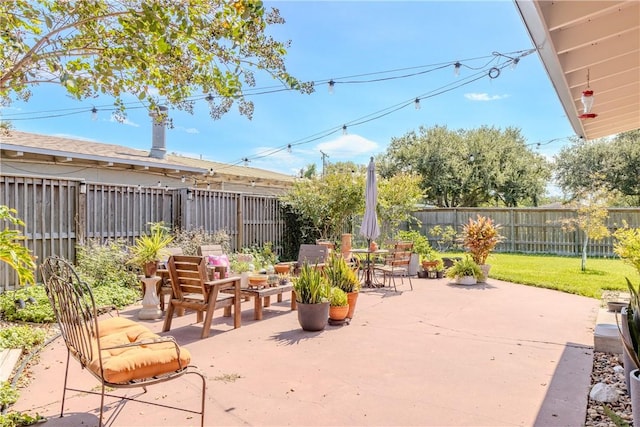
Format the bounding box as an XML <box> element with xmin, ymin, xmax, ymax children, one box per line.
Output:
<box><xmin>292</xmin><ymin>263</ymin><xmax>330</xmax><ymax>304</ymax></box>
<box><xmin>0</xmin><ymin>206</ymin><xmax>36</xmax><ymax>286</ymax></box>
<box><xmin>329</xmin><ymin>287</ymin><xmax>348</xmax><ymax>307</ymax></box>
<box><xmin>324</xmin><ymin>253</ymin><xmax>360</xmax><ymax>293</ymax></box>
<box><xmin>0</xmin><ymin>381</ymin><xmax>19</xmax><ymax>408</ymax></box>
<box><xmin>128</xmin><ymin>222</ymin><xmax>174</xmax><ymax>269</ymax></box>
<box><xmin>76</xmin><ymin>238</ymin><xmax>139</xmax><ymax>289</ymax></box>
<box><xmin>428</xmin><ymin>225</ymin><xmax>459</xmax><ymax>252</ymax></box>
<box><xmin>622</xmin><ymin>278</ymin><xmax>640</xmax><ymax>371</ymax></box>
<box><xmin>445</xmin><ymin>255</ymin><xmax>481</xmax><ymax>279</ymax></box>
<box><xmin>0</xmin><ymin>410</ymin><xmax>45</xmax><ymax>426</ymax></box>
<box><xmin>0</xmin><ymin>325</ymin><xmax>46</xmax><ymax>351</ymax></box>
<box><xmin>614</xmin><ymin>222</ymin><xmax>640</xmax><ymax>275</ymax></box>
<box><xmin>461</xmin><ymin>215</ymin><xmax>503</xmax><ymax>265</ymax></box>
<box><xmin>0</xmin><ymin>286</ymin><xmax>54</xmax><ymax>323</ymax></box>
<box><xmin>396</xmin><ymin>230</ymin><xmax>434</xmax><ymax>260</ymax></box>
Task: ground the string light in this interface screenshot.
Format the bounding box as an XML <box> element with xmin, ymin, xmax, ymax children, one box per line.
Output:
<box><xmin>287</xmin><ymin>144</ymin><xmax>292</xmax><ymax>153</ymax></box>
<box><xmin>207</xmin><ymin>183</ymin><xmax>211</xmax><ymax>190</ymax></box>
<box><xmin>510</xmin><ymin>58</ymin><xmax>520</xmax><ymax>70</ymax></box>
<box><xmin>157</xmin><ymin>181</ymin><xmax>161</xmax><ymax>187</ymax></box>
<box><xmin>181</xmin><ymin>175</ymin><xmax>186</xmax><ymax>183</ymax></box>
<box><xmin>454</xmin><ymin>62</ymin><xmax>461</xmax><ymax>76</ymax></box>
<box><xmin>242</xmin><ymin>158</ymin><xmax>250</xmax><ymax>167</ymax></box>
<box><xmin>91</xmin><ymin>107</ymin><xmax>98</xmax><ymax>121</ymax></box>
<box><xmin>328</xmin><ymin>80</ymin><xmax>335</xmax><ymax>94</ymax></box>
<box><xmin>137</xmin><ymin>184</ymin><xmax>142</xmax><ymax>191</ymax></box>
<box><xmin>205</xmin><ymin>93</ymin><xmax>214</xmax><ymax>107</ymax></box>
<box><xmin>342</xmin><ymin>125</ymin><xmax>347</xmax><ymax>135</ymax></box>
<box><xmin>414</xmin><ymin>98</ymin><xmax>421</xmax><ymax>110</ymax></box>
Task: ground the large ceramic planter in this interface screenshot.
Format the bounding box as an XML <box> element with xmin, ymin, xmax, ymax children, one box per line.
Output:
<box><xmin>297</xmin><ymin>302</ymin><xmax>330</xmax><ymax>331</ymax></box>
<box><xmin>329</xmin><ymin>305</ymin><xmax>349</xmax><ymax>321</ymax></box>
<box><xmin>408</xmin><ymin>253</ymin><xmax>419</xmax><ymax>276</ymax></box>
<box><xmin>346</xmin><ymin>292</ymin><xmax>358</xmax><ymax>319</ymax></box>
<box><xmin>456</xmin><ymin>275</ymin><xmax>477</xmax><ymax>285</ymax></box>
<box><xmin>631</xmin><ymin>369</ymin><xmax>640</xmax><ymax>420</ymax></box>
<box><xmin>621</xmin><ymin>307</ymin><xmax>634</xmax><ymax>395</ymax></box>
<box><xmin>478</xmin><ymin>264</ymin><xmax>491</xmax><ymax>283</ymax></box>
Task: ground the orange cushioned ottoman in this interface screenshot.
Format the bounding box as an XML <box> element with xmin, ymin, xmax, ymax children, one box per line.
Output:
<box><xmin>88</xmin><ymin>317</ymin><xmax>191</xmax><ymax>384</ymax></box>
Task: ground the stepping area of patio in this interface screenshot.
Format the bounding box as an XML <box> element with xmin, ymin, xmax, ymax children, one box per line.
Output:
<box><xmin>12</xmin><ymin>276</ymin><xmax>599</xmax><ymax>426</ymax></box>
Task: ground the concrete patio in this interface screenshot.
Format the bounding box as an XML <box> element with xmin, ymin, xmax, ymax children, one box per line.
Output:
<box><xmin>12</xmin><ymin>276</ymin><xmax>599</xmax><ymax>426</ymax></box>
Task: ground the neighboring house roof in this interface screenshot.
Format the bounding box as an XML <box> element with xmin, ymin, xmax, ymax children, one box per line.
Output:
<box><xmin>0</xmin><ymin>131</ymin><xmax>295</xmax><ymax>188</ymax></box>
<box><xmin>515</xmin><ymin>0</ymin><xmax>639</xmax><ymax>141</ymax></box>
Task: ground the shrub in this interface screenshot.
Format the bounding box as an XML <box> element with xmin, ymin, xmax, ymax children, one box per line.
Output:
<box><xmin>76</xmin><ymin>238</ymin><xmax>139</xmax><ymax>289</ymax></box>
<box><xmin>171</xmin><ymin>228</ymin><xmax>231</xmax><ymax>255</ymax></box>
<box><xmin>614</xmin><ymin>223</ymin><xmax>640</xmax><ymax>275</ymax></box>
<box><xmin>396</xmin><ymin>230</ymin><xmax>434</xmax><ymax>259</ymax></box>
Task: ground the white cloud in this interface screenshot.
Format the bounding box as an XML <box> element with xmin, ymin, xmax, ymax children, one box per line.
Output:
<box><xmin>175</xmin><ymin>126</ymin><xmax>199</xmax><ymax>134</ymax></box>
<box><xmin>109</xmin><ymin>115</ymin><xmax>140</xmax><ymax>127</ymax></box>
<box><xmin>464</xmin><ymin>93</ymin><xmax>510</xmax><ymax>101</ymax></box>
<box><xmin>315</xmin><ymin>134</ymin><xmax>379</xmax><ymax>159</ymax></box>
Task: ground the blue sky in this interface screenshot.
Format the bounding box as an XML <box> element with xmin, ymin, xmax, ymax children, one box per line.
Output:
<box><xmin>2</xmin><ymin>1</ymin><xmax>576</xmax><ymax>177</ymax></box>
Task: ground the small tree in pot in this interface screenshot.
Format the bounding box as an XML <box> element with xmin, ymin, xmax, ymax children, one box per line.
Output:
<box><xmin>460</xmin><ymin>215</ymin><xmax>503</xmax><ymax>283</ymax></box>
<box><xmin>128</xmin><ymin>222</ymin><xmax>173</xmax><ymax>278</ymax></box>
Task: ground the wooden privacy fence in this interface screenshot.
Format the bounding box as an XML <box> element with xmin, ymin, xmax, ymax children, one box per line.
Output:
<box><xmin>0</xmin><ymin>175</ymin><xmax>284</xmax><ymax>291</ymax></box>
<box><xmin>412</xmin><ymin>207</ymin><xmax>640</xmax><ymax>257</ymax></box>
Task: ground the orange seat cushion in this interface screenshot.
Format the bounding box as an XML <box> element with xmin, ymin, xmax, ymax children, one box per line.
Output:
<box><xmin>89</xmin><ymin>317</ymin><xmax>191</xmax><ymax>384</ymax></box>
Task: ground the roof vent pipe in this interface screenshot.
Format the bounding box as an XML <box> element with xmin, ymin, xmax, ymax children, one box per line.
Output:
<box><xmin>149</xmin><ymin>106</ymin><xmax>168</xmax><ymax>159</ymax></box>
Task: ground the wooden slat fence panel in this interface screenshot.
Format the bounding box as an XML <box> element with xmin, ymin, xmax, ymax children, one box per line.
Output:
<box><xmin>242</xmin><ymin>195</ymin><xmax>284</xmax><ymax>252</ymax></box>
<box><xmin>412</xmin><ymin>207</ymin><xmax>640</xmax><ymax>257</ymax></box>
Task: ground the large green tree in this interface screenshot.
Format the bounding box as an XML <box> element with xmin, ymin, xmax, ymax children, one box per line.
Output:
<box><xmin>378</xmin><ymin>125</ymin><xmax>550</xmax><ymax>207</ymax></box>
<box><xmin>554</xmin><ymin>130</ymin><xmax>640</xmax><ymax>204</ymax></box>
<box><xmin>0</xmin><ymin>0</ymin><xmax>311</xmax><ymax>124</ymax></box>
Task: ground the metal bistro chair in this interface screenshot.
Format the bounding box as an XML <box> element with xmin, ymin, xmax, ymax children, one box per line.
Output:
<box><xmin>40</xmin><ymin>256</ymin><xmax>206</xmax><ymax>427</ymax></box>
<box><xmin>373</xmin><ymin>242</ymin><xmax>414</xmax><ymax>291</ymax></box>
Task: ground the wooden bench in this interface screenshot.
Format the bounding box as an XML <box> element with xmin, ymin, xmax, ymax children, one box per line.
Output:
<box><xmin>227</xmin><ymin>283</ymin><xmax>296</xmax><ymax>320</ymax></box>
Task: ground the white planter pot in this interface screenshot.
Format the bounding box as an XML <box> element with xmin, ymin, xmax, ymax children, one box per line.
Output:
<box><xmin>630</xmin><ymin>369</ymin><xmax>640</xmax><ymax>420</ymax></box>
<box><xmin>456</xmin><ymin>275</ymin><xmax>477</xmax><ymax>286</ymax></box>
<box><xmin>408</xmin><ymin>253</ymin><xmax>419</xmax><ymax>276</ymax></box>
<box><xmin>478</xmin><ymin>264</ymin><xmax>491</xmax><ymax>283</ymax></box>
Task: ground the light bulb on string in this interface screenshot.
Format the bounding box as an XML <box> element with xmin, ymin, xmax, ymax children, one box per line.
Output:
<box><xmin>287</xmin><ymin>144</ymin><xmax>292</xmax><ymax>153</ymax></box>
<box><xmin>242</xmin><ymin>158</ymin><xmax>250</xmax><ymax>167</ymax></box>
<box><xmin>454</xmin><ymin>62</ymin><xmax>461</xmax><ymax>77</ymax></box>
<box><xmin>328</xmin><ymin>80</ymin><xmax>335</xmax><ymax>94</ymax></box>
<box><xmin>510</xmin><ymin>58</ymin><xmax>520</xmax><ymax>70</ymax></box>
<box><xmin>91</xmin><ymin>107</ymin><xmax>98</xmax><ymax>121</ymax></box>
<box><xmin>414</xmin><ymin>98</ymin><xmax>421</xmax><ymax>110</ymax></box>
<box><xmin>205</xmin><ymin>93</ymin><xmax>214</xmax><ymax>108</ymax></box>
<box><xmin>342</xmin><ymin>125</ymin><xmax>347</xmax><ymax>135</ymax></box>
<box><xmin>181</xmin><ymin>175</ymin><xmax>186</xmax><ymax>183</ymax></box>
<box><xmin>157</xmin><ymin>181</ymin><xmax>161</xmax><ymax>187</ymax></box>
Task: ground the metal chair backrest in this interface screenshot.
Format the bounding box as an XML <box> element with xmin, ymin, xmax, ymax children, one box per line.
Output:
<box><xmin>297</xmin><ymin>244</ymin><xmax>329</xmax><ymax>265</ymax></box>
<box><xmin>40</xmin><ymin>256</ymin><xmax>101</xmax><ymax>373</ymax></box>
<box><xmin>197</xmin><ymin>244</ymin><xmax>224</xmax><ymax>257</ymax></box>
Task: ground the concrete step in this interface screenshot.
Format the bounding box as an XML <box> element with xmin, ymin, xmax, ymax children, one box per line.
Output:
<box><xmin>593</xmin><ymin>306</ymin><xmax>627</xmax><ymax>354</ymax></box>
<box><xmin>0</xmin><ymin>349</ymin><xmax>22</xmax><ymax>383</ymax></box>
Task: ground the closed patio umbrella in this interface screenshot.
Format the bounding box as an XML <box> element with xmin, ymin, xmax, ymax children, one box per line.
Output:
<box><xmin>360</xmin><ymin>157</ymin><xmax>380</xmax><ymax>286</ymax></box>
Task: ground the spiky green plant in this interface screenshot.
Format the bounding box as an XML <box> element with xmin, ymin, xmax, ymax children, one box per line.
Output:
<box><xmin>292</xmin><ymin>263</ymin><xmax>330</xmax><ymax>304</ymax></box>
<box><xmin>324</xmin><ymin>253</ymin><xmax>360</xmax><ymax>293</ymax></box>
<box><xmin>128</xmin><ymin>222</ymin><xmax>174</xmax><ymax>268</ymax></box>
<box><xmin>329</xmin><ymin>287</ymin><xmax>348</xmax><ymax>307</ymax></box>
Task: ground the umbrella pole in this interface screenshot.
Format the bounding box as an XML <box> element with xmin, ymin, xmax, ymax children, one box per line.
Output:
<box><xmin>366</xmin><ymin>238</ymin><xmax>371</xmax><ymax>287</ymax></box>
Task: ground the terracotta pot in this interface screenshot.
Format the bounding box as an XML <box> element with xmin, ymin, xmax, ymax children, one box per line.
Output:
<box><xmin>329</xmin><ymin>305</ymin><xmax>349</xmax><ymax>321</ymax></box>
<box><xmin>346</xmin><ymin>292</ymin><xmax>358</xmax><ymax>319</ymax></box>
<box><xmin>421</xmin><ymin>260</ymin><xmax>438</xmax><ymax>270</ymax></box>
<box><xmin>143</xmin><ymin>261</ymin><xmax>158</xmax><ymax>278</ymax></box>
<box><xmin>274</xmin><ymin>264</ymin><xmax>291</xmax><ymax>275</ymax></box>
<box><xmin>369</xmin><ymin>241</ymin><xmax>378</xmax><ymax>251</ymax></box>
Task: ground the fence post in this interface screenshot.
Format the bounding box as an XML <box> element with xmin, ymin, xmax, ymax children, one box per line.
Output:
<box><xmin>76</xmin><ymin>182</ymin><xmax>87</xmax><ymax>248</ymax></box>
<box><xmin>236</xmin><ymin>195</ymin><xmax>244</xmax><ymax>250</ymax></box>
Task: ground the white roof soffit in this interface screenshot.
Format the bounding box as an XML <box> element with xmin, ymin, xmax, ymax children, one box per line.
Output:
<box><xmin>514</xmin><ymin>0</ymin><xmax>640</xmax><ymax>141</ymax></box>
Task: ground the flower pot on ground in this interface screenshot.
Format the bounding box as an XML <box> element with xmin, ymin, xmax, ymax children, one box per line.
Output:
<box><xmin>329</xmin><ymin>287</ymin><xmax>349</xmax><ymax>321</ymax></box>
<box><xmin>128</xmin><ymin>222</ymin><xmax>173</xmax><ymax>278</ymax></box>
<box><xmin>461</xmin><ymin>215</ymin><xmax>503</xmax><ymax>282</ymax></box>
<box><xmin>618</xmin><ymin>278</ymin><xmax>640</xmax><ymax>412</ymax></box>
<box><xmin>445</xmin><ymin>255</ymin><xmax>481</xmax><ymax>286</ymax></box>
<box><xmin>324</xmin><ymin>253</ymin><xmax>360</xmax><ymax>319</ymax></box>
<box><xmin>292</xmin><ymin>263</ymin><xmax>331</xmax><ymax>331</ymax></box>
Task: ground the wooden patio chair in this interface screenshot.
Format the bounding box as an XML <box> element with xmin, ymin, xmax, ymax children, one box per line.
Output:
<box><xmin>373</xmin><ymin>241</ymin><xmax>414</xmax><ymax>291</ymax></box>
<box><xmin>280</xmin><ymin>244</ymin><xmax>330</xmax><ymax>275</ymax></box>
<box><xmin>197</xmin><ymin>244</ymin><xmax>224</xmax><ymax>257</ymax></box>
<box><xmin>163</xmin><ymin>255</ymin><xmax>241</xmax><ymax>339</ymax></box>
<box><xmin>40</xmin><ymin>256</ymin><xmax>206</xmax><ymax>427</ymax></box>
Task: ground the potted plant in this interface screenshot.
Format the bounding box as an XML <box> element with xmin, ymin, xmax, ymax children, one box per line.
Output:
<box><xmin>396</xmin><ymin>230</ymin><xmax>433</xmax><ymax>276</ymax></box>
<box><xmin>435</xmin><ymin>260</ymin><xmax>445</xmax><ymax>279</ymax></box>
<box><xmin>619</xmin><ymin>278</ymin><xmax>640</xmax><ymax>413</ymax></box>
<box><xmin>461</xmin><ymin>215</ymin><xmax>503</xmax><ymax>283</ymax></box>
<box><xmin>445</xmin><ymin>255</ymin><xmax>481</xmax><ymax>285</ymax></box>
<box><xmin>324</xmin><ymin>253</ymin><xmax>360</xmax><ymax>319</ymax></box>
<box><xmin>328</xmin><ymin>287</ymin><xmax>349</xmax><ymax>321</ymax></box>
<box><xmin>292</xmin><ymin>262</ymin><xmax>331</xmax><ymax>331</ymax></box>
<box><xmin>128</xmin><ymin>222</ymin><xmax>173</xmax><ymax>278</ymax></box>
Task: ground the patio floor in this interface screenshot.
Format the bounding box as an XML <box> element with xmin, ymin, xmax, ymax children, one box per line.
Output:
<box><xmin>12</xmin><ymin>276</ymin><xmax>599</xmax><ymax>426</ymax></box>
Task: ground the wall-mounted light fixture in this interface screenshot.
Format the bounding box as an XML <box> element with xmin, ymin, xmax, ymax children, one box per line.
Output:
<box><xmin>79</xmin><ymin>183</ymin><xmax>87</xmax><ymax>194</ymax></box>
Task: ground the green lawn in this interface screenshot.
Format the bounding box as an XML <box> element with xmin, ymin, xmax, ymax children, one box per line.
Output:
<box><xmin>452</xmin><ymin>253</ymin><xmax>639</xmax><ymax>299</ymax></box>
